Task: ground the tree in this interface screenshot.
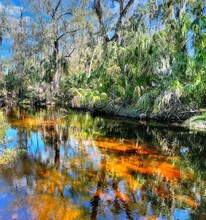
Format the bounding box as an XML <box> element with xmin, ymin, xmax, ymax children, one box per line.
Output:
<box><xmin>0</xmin><ymin>4</ymin><xmax>6</xmax><ymax>74</ymax></box>
<box><xmin>28</xmin><ymin>0</ymin><xmax>85</xmax><ymax>98</ymax></box>
<box><xmin>7</xmin><ymin>5</ymin><xmax>35</xmax><ymax>96</ymax></box>
<box><xmin>93</xmin><ymin>0</ymin><xmax>135</xmax><ymax>42</ymax></box>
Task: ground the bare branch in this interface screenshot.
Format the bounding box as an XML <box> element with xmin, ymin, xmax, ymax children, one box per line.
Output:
<box><xmin>57</xmin><ymin>11</ymin><xmax>72</xmax><ymax>20</ymax></box>
<box><xmin>54</xmin><ymin>0</ymin><xmax>62</xmax><ymax>13</ymax></box>
<box><xmin>120</xmin><ymin>0</ymin><xmax>135</xmax><ymax>17</ymax></box>
<box><xmin>110</xmin><ymin>0</ymin><xmax>135</xmax><ymax>41</ymax></box>
<box><xmin>65</xmin><ymin>48</ymin><xmax>75</xmax><ymax>58</ymax></box>
<box><xmin>93</xmin><ymin>0</ymin><xmax>103</xmax><ymax>25</ymax></box>
<box><xmin>51</xmin><ymin>0</ymin><xmax>62</xmax><ymax>18</ymax></box>
<box><xmin>0</xmin><ymin>36</ymin><xmax>2</xmax><ymax>47</ymax></box>
<box><xmin>57</xmin><ymin>29</ymin><xmax>79</xmax><ymax>41</ymax></box>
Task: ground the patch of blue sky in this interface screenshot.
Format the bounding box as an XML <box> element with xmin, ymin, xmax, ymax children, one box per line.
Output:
<box><xmin>1</xmin><ymin>41</ymin><xmax>12</xmax><ymax>58</ymax></box>
<box><xmin>0</xmin><ymin>177</ymin><xmax>32</xmax><ymax>220</ymax></box>
<box><xmin>187</xmin><ymin>30</ymin><xmax>195</xmax><ymax>57</ymax></box>
<box><xmin>3</xmin><ymin>128</ymin><xmax>18</xmax><ymax>149</ymax></box>
<box><xmin>10</xmin><ymin>0</ymin><xmax>21</xmax><ymax>6</ymax></box>
<box><xmin>27</xmin><ymin>131</ymin><xmax>50</xmax><ymax>163</ymax></box>
<box><xmin>173</xmin><ymin>208</ymin><xmax>191</xmax><ymax>220</ymax></box>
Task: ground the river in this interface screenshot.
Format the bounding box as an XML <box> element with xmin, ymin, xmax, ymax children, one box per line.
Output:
<box><xmin>0</xmin><ymin>107</ymin><xmax>205</xmax><ymax>220</ymax></box>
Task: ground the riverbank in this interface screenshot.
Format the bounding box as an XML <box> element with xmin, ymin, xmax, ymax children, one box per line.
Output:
<box><xmin>61</xmin><ymin>99</ymin><xmax>202</xmax><ymax>123</ymax></box>
<box><xmin>68</xmin><ymin>103</ymin><xmax>206</xmax><ymax>131</ymax></box>
<box><xmin>2</xmin><ymin>96</ymin><xmax>206</xmax><ymax>131</ymax></box>
<box><xmin>74</xmin><ymin>105</ymin><xmax>206</xmax><ymax>132</ymax></box>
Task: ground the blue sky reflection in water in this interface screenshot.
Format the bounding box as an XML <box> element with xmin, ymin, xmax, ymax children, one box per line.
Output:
<box><xmin>0</xmin><ymin>107</ymin><xmax>205</xmax><ymax>220</ymax></box>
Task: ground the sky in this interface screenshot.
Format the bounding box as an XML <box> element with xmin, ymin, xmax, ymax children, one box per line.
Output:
<box><xmin>0</xmin><ymin>0</ymin><xmax>145</xmax><ymax>59</ymax></box>
<box><xmin>0</xmin><ymin>0</ymin><xmax>197</xmax><ymax>59</ymax></box>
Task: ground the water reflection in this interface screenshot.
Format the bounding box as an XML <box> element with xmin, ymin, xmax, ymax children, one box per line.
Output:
<box><xmin>0</xmin><ymin>107</ymin><xmax>206</xmax><ymax>220</ymax></box>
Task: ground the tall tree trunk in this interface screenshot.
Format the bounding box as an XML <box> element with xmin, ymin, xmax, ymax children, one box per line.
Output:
<box><xmin>53</xmin><ymin>39</ymin><xmax>59</xmax><ymax>97</ymax></box>
<box><xmin>88</xmin><ymin>46</ymin><xmax>97</xmax><ymax>77</ymax></box>
<box><xmin>0</xmin><ymin>31</ymin><xmax>2</xmax><ymax>75</ymax></box>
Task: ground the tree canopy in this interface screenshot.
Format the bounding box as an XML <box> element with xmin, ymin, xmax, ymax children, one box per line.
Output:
<box><xmin>0</xmin><ymin>0</ymin><xmax>205</xmax><ymax>120</ymax></box>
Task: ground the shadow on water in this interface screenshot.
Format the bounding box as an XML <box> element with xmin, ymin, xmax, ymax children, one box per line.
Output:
<box><xmin>0</xmin><ymin>107</ymin><xmax>205</xmax><ymax>219</ymax></box>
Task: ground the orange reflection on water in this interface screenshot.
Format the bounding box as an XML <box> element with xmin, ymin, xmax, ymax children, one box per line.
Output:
<box><xmin>95</xmin><ymin>137</ymin><xmax>185</xmax><ymax>181</ymax></box>
<box><xmin>174</xmin><ymin>195</ymin><xmax>198</xmax><ymax>208</ymax></box>
<box><xmin>29</xmin><ymin>194</ymin><xmax>83</xmax><ymax>220</ymax></box>
<box><xmin>10</xmin><ymin>118</ymin><xmax>61</xmax><ymax>128</ymax></box>
<box><xmin>1</xmin><ymin>107</ymin><xmax>204</xmax><ymax>220</ymax></box>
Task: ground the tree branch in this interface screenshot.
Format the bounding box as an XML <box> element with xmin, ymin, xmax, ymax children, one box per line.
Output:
<box><xmin>93</xmin><ymin>0</ymin><xmax>135</xmax><ymax>42</ymax></box>
<box><xmin>0</xmin><ymin>35</ymin><xmax>2</xmax><ymax>47</ymax></box>
<box><xmin>57</xmin><ymin>11</ymin><xmax>72</xmax><ymax>20</ymax></box>
<box><xmin>120</xmin><ymin>0</ymin><xmax>135</xmax><ymax>17</ymax></box>
<box><xmin>57</xmin><ymin>29</ymin><xmax>79</xmax><ymax>41</ymax></box>
<box><xmin>51</xmin><ymin>0</ymin><xmax>62</xmax><ymax>18</ymax></box>
<box><xmin>110</xmin><ymin>0</ymin><xmax>135</xmax><ymax>41</ymax></box>
<box><xmin>54</xmin><ymin>0</ymin><xmax>62</xmax><ymax>13</ymax></box>
<box><xmin>93</xmin><ymin>0</ymin><xmax>103</xmax><ymax>25</ymax></box>
<box><xmin>65</xmin><ymin>48</ymin><xmax>75</xmax><ymax>58</ymax></box>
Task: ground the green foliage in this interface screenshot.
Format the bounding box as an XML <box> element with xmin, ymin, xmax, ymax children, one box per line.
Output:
<box><xmin>2</xmin><ymin>0</ymin><xmax>206</xmax><ymax>119</ymax></box>
<box><xmin>0</xmin><ymin>148</ymin><xmax>27</xmax><ymax>167</ymax></box>
<box><xmin>0</xmin><ymin>112</ymin><xmax>8</xmax><ymax>142</ymax></box>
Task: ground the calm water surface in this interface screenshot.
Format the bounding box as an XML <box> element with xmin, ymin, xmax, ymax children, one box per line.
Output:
<box><xmin>0</xmin><ymin>107</ymin><xmax>206</xmax><ymax>220</ymax></box>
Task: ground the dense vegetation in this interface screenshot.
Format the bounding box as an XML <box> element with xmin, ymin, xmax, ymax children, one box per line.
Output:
<box><xmin>0</xmin><ymin>0</ymin><xmax>205</xmax><ymax>120</ymax></box>
<box><xmin>0</xmin><ymin>111</ymin><xmax>8</xmax><ymax>141</ymax></box>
